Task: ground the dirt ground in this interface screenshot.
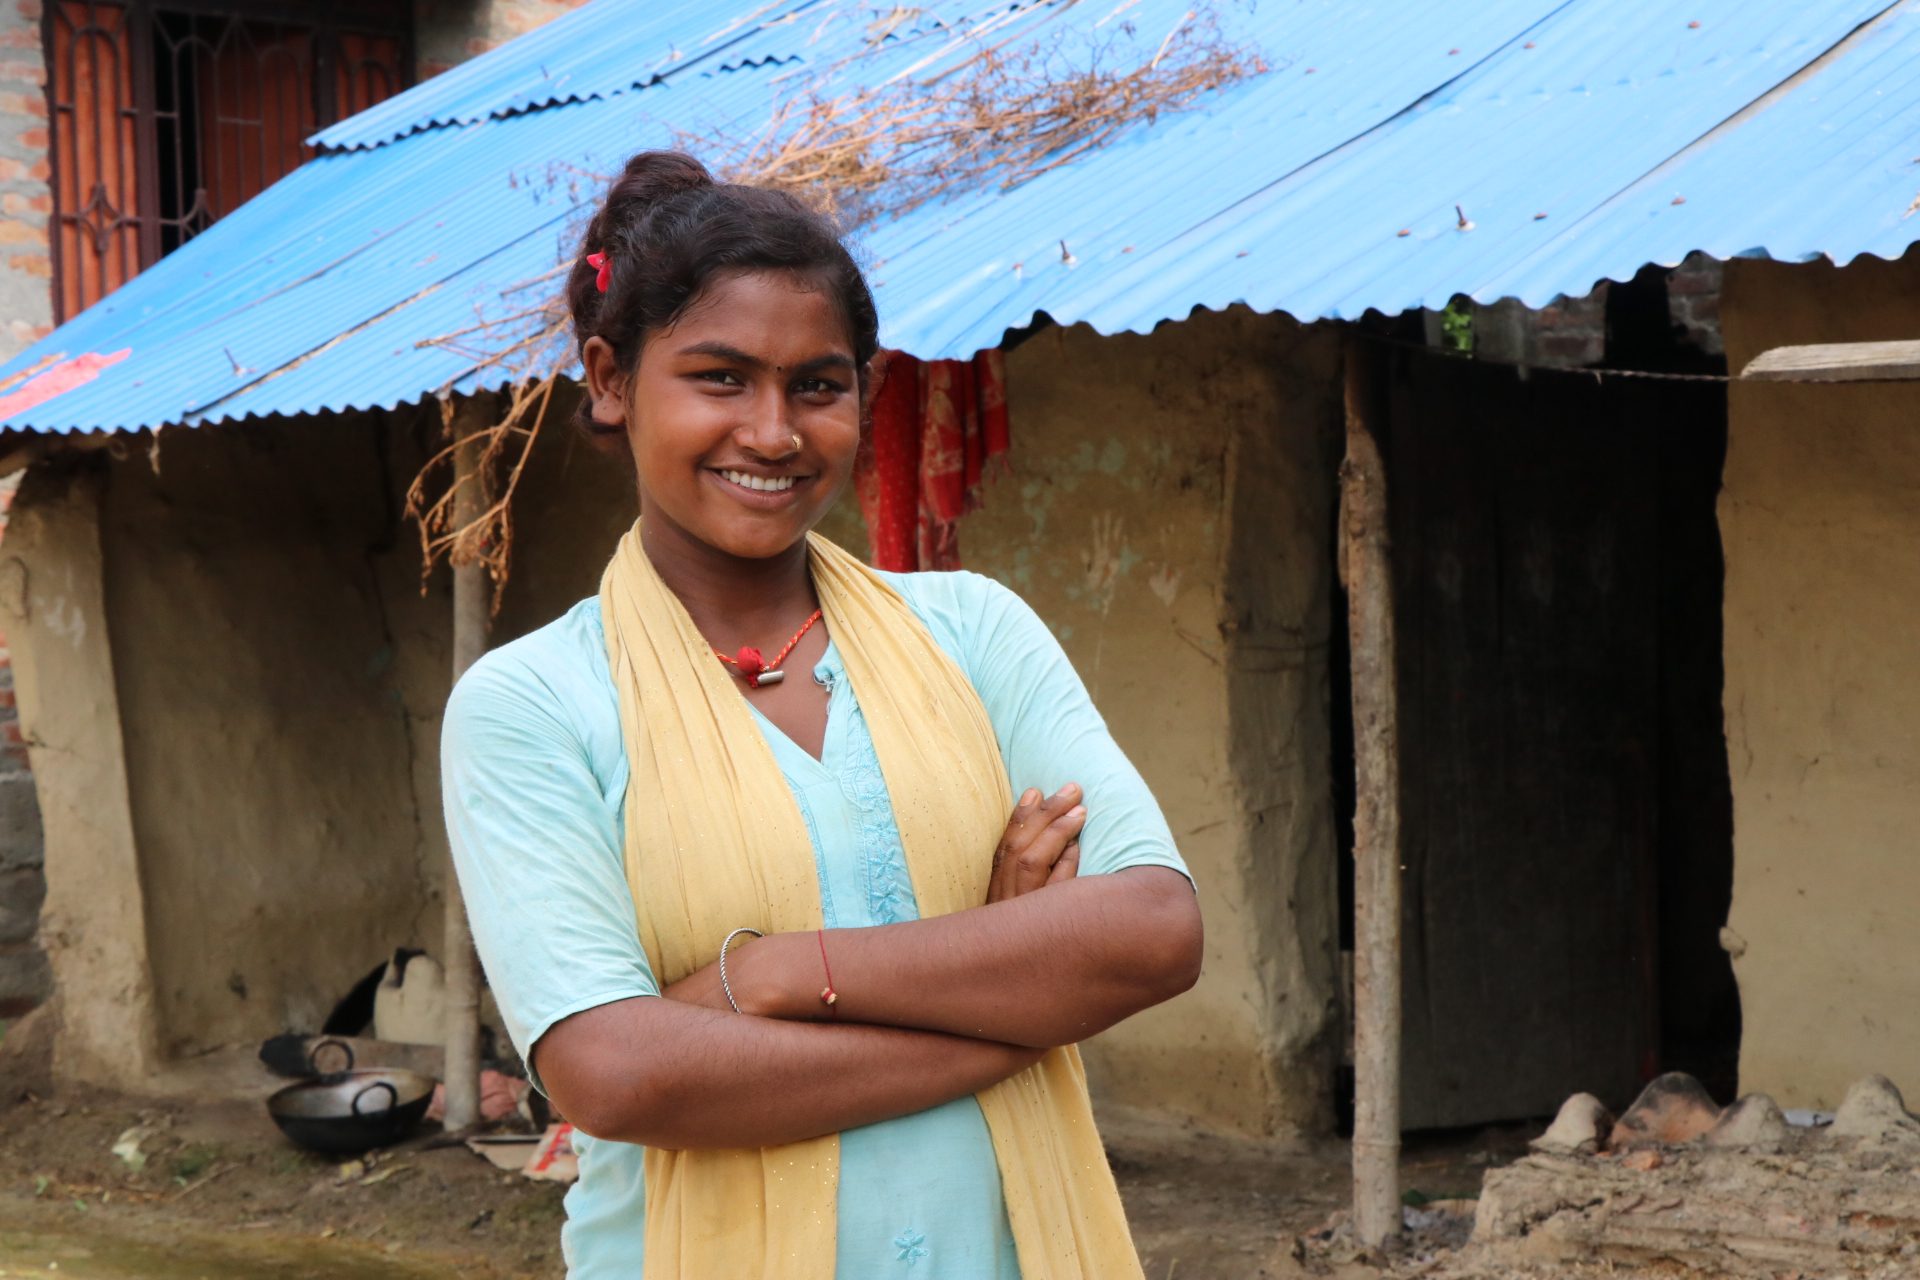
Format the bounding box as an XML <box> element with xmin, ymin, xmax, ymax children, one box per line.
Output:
<box><xmin>0</xmin><ymin>1082</ymin><xmax>1546</xmax><ymax>1280</ymax></box>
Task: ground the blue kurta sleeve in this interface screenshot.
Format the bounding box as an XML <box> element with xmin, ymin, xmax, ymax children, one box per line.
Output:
<box><xmin>915</xmin><ymin>572</ymin><xmax>1191</xmax><ymax>883</ymax></box>
<box><xmin>441</xmin><ymin>647</ymin><xmax>659</xmax><ymax>1085</ymax></box>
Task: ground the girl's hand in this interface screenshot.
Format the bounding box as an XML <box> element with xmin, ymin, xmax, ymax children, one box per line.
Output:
<box><xmin>987</xmin><ymin>785</ymin><xmax>1086</xmax><ymax>904</ymax></box>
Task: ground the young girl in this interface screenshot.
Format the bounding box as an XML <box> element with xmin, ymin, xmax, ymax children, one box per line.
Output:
<box><xmin>442</xmin><ymin>150</ymin><xmax>1202</xmax><ymax>1279</ymax></box>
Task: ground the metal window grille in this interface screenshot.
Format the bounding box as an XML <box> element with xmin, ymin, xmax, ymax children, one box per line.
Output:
<box><xmin>44</xmin><ymin>1</ymin><xmax>412</xmax><ymax>321</ymax></box>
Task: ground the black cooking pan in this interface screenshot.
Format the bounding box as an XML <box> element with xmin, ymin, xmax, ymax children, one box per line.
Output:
<box><xmin>266</xmin><ymin>1040</ymin><xmax>436</xmax><ymax>1154</ymax></box>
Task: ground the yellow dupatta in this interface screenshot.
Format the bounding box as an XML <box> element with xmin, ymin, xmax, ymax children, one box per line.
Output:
<box><xmin>599</xmin><ymin>522</ymin><xmax>1144</xmax><ymax>1279</ymax></box>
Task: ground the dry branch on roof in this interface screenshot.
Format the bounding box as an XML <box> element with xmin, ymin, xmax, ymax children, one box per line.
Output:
<box><xmin>404</xmin><ymin>248</ymin><xmax>595</xmax><ymax>608</ymax></box>
<box><xmin>686</xmin><ymin>7</ymin><xmax>1262</xmax><ymax>228</ymax></box>
<box><xmin>407</xmin><ymin>2</ymin><xmax>1264</xmax><ymax>598</ymax></box>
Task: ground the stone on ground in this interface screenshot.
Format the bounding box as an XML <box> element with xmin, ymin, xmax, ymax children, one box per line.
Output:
<box><xmin>1608</xmin><ymin>1071</ymin><xmax>1721</xmax><ymax>1150</ymax></box>
<box><xmin>1831</xmin><ymin>1075</ymin><xmax>1920</xmax><ymax>1145</ymax></box>
<box><xmin>1532</xmin><ymin>1093</ymin><xmax>1614</xmax><ymax>1154</ymax></box>
<box><xmin>1703</xmin><ymin>1092</ymin><xmax>1790</xmax><ymax>1151</ymax></box>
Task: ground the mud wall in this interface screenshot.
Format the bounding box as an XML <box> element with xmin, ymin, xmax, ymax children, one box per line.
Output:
<box><xmin>92</xmin><ymin>417</ymin><xmax>453</xmax><ymax>1057</ymax></box>
<box><xmin>0</xmin><ymin>462</ymin><xmax>157</xmax><ymax>1084</ymax></box>
<box><xmin>12</xmin><ymin>406</ymin><xmax>628</xmax><ymax>1066</ymax></box>
<box><xmin>963</xmin><ymin>312</ymin><xmax>1342</xmax><ymax>1135</ymax></box>
<box><xmin>1720</xmin><ymin>255</ymin><xmax>1920</xmax><ymax>1106</ymax></box>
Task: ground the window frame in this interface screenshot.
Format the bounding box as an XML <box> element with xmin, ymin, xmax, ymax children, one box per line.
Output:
<box><xmin>41</xmin><ymin>0</ymin><xmax>415</xmax><ymax>321</ymax></box>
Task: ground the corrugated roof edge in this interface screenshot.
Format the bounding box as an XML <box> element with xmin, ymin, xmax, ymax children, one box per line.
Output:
<box><xmin>309</xmin><ymin>2</ymin><xmax>620</xmax><ymax>151</ymax></box>
<box><xmin>304</xmin><ymin>48</ymin><xmax>807</xmax><ymax>154</ymax></box>
<box><xmin>1</xmin><ymin>241</ymin><xmax>1873</xmax><ymax>440</ymax></box>
<box><xmin>308</xmin><ymin>0</ymin><xmax>843</xmax><ymax>152</ymax></box>
<box><xmin>309</xmin><ymin>78</ymin><xmax>656</xmax><ymax>154</ymax></box>
<box><xmin>0</xmin><ymin>362</ymin><xmax>530</xmax><ymax>438</ymax></box>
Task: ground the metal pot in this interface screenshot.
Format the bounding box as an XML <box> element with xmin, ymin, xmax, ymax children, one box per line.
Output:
<box><xmin>266</xmin><ymin>1060</ymin><xmax>436</xmax><ymax>1154</ymax></box>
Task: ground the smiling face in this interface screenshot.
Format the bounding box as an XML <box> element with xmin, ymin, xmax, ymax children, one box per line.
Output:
<box><xmin>583</xmin><ymin>268</ymin><xmax>864</xmax><ymax>564</ymax></box>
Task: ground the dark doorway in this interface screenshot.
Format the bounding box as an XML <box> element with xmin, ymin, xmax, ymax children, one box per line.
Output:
<box><xmin>1329</xmin><ymin>314</ymin><xmax>1737</xmax><ymax>1130</ymax></box>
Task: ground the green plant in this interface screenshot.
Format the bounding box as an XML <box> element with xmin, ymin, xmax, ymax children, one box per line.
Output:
<box><xmin>1440</xmin><ymin>298</ymin><xmax>1475</xmax><ymax>353</ymax></box>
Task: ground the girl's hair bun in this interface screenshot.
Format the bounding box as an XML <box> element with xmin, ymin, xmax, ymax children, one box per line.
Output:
<box><xmin>602</xmin><ymin>151</ymin><xmax>715</xmax><ymax>223</ymax></box>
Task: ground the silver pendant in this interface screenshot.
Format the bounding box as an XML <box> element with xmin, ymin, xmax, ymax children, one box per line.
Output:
<box><xmin>755</xmin><ymin>669</ymin><xmax>786</xmax><ymax>687</ymax></box>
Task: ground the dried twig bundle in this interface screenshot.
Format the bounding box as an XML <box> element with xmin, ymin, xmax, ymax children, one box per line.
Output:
<box><xmin>692</xmin><ymin>7</ymin><xmax>1262</xmax><ymax>227</ymax></box>
<box><xmin>405</xmin><ymin>281</ymin><xmax>575</xmax><ymax>607</ymax></box>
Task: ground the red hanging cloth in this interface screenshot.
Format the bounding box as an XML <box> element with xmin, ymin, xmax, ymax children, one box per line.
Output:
<box><xmin>855</xmin><ymin>348</ymin><xmax>1010</xmax><ymax>572</ymax></box>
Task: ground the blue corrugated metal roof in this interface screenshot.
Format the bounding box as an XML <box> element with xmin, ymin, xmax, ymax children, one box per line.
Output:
<box><xmin>5</xmin><ymin>0</ymin><xmax>1917</xmax><ymax>433</ymax></box>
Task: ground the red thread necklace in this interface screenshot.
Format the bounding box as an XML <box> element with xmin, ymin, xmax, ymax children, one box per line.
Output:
<box><xmin>715</xmin><ymin>609</ymin><xmax>824</xmax><ymax>689</ymax></box>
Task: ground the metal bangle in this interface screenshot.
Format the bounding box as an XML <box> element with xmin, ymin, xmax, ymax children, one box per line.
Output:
<box><xmin>717</xmin><ymin>926</ymin><xmax>764</xmax><ymax>1014</ymax></box>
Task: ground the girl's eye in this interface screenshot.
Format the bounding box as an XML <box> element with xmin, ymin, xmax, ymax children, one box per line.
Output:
<box><xmin>795</xmin><ymin>377</ymin><xmax>843</xmax><ymax>397</ymax></box>
<box><xmin>696</xmin><ymin>370</ymin><xmax>742</xmax><ymax>386</ymax></box>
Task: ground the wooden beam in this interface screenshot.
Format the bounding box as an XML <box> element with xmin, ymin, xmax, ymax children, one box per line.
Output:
<box><xmin>1741</xmin><ymin>339</ymin><xmax>1920</xmax><ymax>383</ymax></box>
<box><xmin>442</xmin><ymin>391</ymin><xmax>496</xmax><ymax>1133</ymax></box>
<box><xmin>1341</xmin><ymin>334</ymin><xmax>1403</xmax><ymax>1247</ymax></box>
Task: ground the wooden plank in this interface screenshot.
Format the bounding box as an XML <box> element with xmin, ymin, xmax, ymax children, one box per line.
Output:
<box><xmin>1741</xmin><ymin>339</ymin><xmax>1920</xmax><ymax>382</ymax></box>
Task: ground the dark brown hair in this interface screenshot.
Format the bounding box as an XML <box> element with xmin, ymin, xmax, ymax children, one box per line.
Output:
<box><xmin>566</xmin><ymin>151</ymin><xmax>880</xmax><ymax>436</ymax></box>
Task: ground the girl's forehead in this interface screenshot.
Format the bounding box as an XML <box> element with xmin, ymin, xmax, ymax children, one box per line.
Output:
<box><xmin>658</xmin><ymin>270</ymin><xmax>855</xmax><ymax>353</ymax></box>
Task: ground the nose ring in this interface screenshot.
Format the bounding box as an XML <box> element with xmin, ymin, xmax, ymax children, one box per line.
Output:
<box><xmin>790</xmin><ymin>433</ymin><xmax>803</xmax><ymax>453</ymax></box>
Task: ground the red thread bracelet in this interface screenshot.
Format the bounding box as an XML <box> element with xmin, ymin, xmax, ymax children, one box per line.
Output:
<box><xmin>816</xmin><ymin>928</ymin><xmax>838</xmax><ymax>1011</ymax></box>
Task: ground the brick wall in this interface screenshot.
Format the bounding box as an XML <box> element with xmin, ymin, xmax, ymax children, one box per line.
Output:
<box><xmin>0</xmin><ymin>0</ymin><xmax>52</xmax><ymax>364</ymax></box>
<box><xmin>0</xmin><ymin>3</ymin><xmax>74</xmax><ymax>1020</ymax></box>
<box><xmin>1669</xmin><ymin>251</ymin><xmax>1725</xmax><ymax>357</ymax></box>
<box><xmin>1467</xmin><ymin>289</ymin><xmax>1612</xmax><ymax>368</ymax></box>
<box><xmin>0</xmin><ymin>0</ymin><xmax>45</xmax><ymax>1017</ymax></box>
<box><xmin>1433</xmin><ymin>252</ymin><xmax>1727</xmax><ymax>371</ymax></box>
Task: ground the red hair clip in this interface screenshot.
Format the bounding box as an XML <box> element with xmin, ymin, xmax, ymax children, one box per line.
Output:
<box><xmin>586</xmin><ymin>251</ymin><xmax>611</xmax><ymax>293</ymax></box>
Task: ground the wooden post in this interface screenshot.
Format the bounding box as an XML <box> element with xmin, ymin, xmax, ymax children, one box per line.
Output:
<box><xmin>442</xmin><ymin>391</ymin><xmax>496</xmax><ymax>1132</ymax></box>
<box><xmin>1341</xmin><ymin>334</ymin><xmax>1402</xmax><ymax>1246</ymax></box>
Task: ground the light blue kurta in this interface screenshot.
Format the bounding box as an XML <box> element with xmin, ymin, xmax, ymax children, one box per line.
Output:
<box><xmin>441</xmin><ymin>569</ymin><xmax>1189</xmax><ymax>1279</ymax></box>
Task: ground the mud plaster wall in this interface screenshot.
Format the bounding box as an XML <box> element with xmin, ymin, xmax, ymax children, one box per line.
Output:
<box><xmin>1720</xmin><ymin>255</ymin><xmax>1920</xmax><ymax>1107</ymax></box>
<box><xmin>90</xmin><ymin>417</ymin><xmax>453</xmax><ymax>1058</ymax></box>
<box><xmin>0</xmin><ymin>462</ymin><xmax>157</xmax><ymax>1084</ymax></box>
<box><xmin>16</xmin><ymin>405</ymin><xmax>619</xmax><ymax>1066</ymax></box>
<box><xmin>961</xmin><ymin>312</ymin><xmax>1342</xmax><ymax>1135</ymax></box>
